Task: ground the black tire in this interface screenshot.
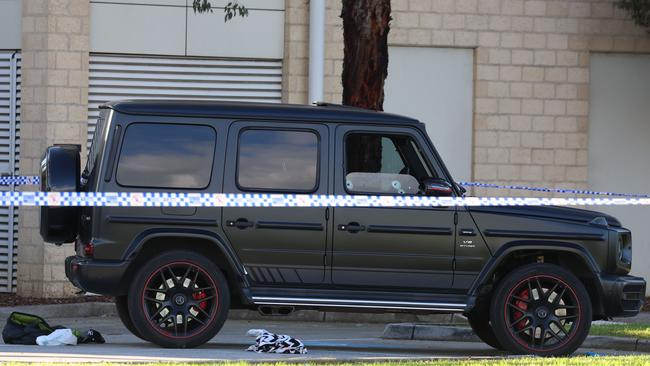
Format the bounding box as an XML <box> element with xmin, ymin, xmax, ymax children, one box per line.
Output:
<box><xmin>467</xmin><ymin>304</ymin><xmax>503</xmax><ymax>350</ymax></box>
<box><xmin>490</xmin><ymin>263</ymin><xmax>592</xmax><ymax>356</ymax></box>
<box><xmin>127</xmin><ymin>250</ymin><xmax>230</xmax><ymax>348</ymax></box>
<box><xmin>115</xmin><ymin>296</ymin><xmax>149</xmax><ymax>341</ymax></box>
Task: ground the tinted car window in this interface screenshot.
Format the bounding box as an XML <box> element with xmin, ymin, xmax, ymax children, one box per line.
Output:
<box><xmin>116</xmin><ymin>123</ymin><xmax>216</xmax><ymax>189</ymax></box>
<box><xmin>237</xmin><ymin>129</ymin><xmax>318</xmax><ymax>192</ymax></box>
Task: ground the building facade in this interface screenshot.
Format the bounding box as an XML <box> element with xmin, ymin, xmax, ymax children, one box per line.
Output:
<box><xmin>0</xmin><ymin>0</ymin><xmax>648</xmax><ymax>297</ymax></box>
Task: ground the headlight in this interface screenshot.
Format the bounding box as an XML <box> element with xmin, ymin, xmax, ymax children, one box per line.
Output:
<box><xmin>618</xmin><ymin>232</ymin><xmax>632</xmax><ymax>266</ymax></box>
<box><xmin>610</xmin><ymin>229</ymin><xmax>632</xmax><ymax>274</ymax></box>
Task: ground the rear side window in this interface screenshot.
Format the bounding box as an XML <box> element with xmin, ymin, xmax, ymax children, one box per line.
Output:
<box><xmin>237</xmin><ymin>129</ymin><xmax>318</xmax><ymax>192</ymax></box>
<box><xmin>116</xmin><ymin>123</ymin><xmax>216</xmax><ymax>189</ymax></box>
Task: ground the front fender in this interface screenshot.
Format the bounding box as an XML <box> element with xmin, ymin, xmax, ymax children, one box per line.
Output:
<box><xmin>469</xmin><ymin>240</ymin><xmax>601</xmax><ymax>297</ymax></box>
<box><xmin>465</xmin><ymin>240</ymin><xmax>604</xmax><ymax>314</ymax></box>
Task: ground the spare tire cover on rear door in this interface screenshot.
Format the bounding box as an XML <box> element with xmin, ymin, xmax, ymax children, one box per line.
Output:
<box><xmin>40</xmin><ymin>144</ymin><xmax>81</xmax><ymax>244</ymax></box>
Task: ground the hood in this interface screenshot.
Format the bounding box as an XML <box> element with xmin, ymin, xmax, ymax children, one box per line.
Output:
<box><xmin>468</xmin><ymin>205</ymin><xmax>621</xmax><ymax>228</ymax></box>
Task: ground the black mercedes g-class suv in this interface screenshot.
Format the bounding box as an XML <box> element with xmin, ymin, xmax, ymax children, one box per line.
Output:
<box><xmin>40</xmin><ymin>100</ymin><xmax>645</xmax><ymax>356</ymax></box>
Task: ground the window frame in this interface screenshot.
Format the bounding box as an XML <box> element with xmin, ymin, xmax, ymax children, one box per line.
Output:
<box><xmin>342</xmin><ymin>130</ymin><xmax>438</xmax><ymax>197</ymax></box>
<box><xmin>115</xmin><ymin>122</ymin><xmax>218</xmax><ymax>190</ymax></box>
<box><xmin>235</xmin><ymin>126</ymin><xmax>322</xmax><ymax>194</ymax></box>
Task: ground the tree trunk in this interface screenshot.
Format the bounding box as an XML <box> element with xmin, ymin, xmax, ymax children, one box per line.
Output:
<box><xmin>341</xmin><ymin>0</ymin><xmax>391</xmax><ymax>111</ymax></box>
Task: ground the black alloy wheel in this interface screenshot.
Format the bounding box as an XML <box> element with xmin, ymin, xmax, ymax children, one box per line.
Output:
<box><xmin>490</xmin><ymin>263</ymin><xmax>591</xmax><ymax>356</ymax></box>
<box><xmin>128</xmin><ymin>251</ymin><xmax>230</xmax><ymax>348</ymax></box>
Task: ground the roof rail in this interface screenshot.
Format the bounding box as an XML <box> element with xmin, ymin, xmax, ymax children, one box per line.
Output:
<box><xmin>311</xmin><ymin>101</ymin><xmax>370</xmax><ymax>110</ymax></box>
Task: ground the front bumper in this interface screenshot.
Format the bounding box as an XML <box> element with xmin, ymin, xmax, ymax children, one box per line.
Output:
<box><xmin>65</xmin><ymin>255</ymin><xmax>131</xmax><ymax>296</ymax></box>
<box><xmin>599</xmin><ymin>274</ymin><xmax>646</xmax><ymax>318</ymax></box>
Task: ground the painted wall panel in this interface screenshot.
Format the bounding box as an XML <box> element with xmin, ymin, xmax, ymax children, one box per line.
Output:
<box><xmin>589</xmin><ymin>53</ymin><xmax>650</xmax><ymax>289</ymax></box>
<box><xmin>90</xmin><ymin>3</ymin><xmax>186</xmax><ymax>55</ymax></box>
<box><xmin>0</xmin><ymin>0</ymin><xmax>21</xmax><ymax>50</ymax></box>
<box><xmin>197</xmin><ymin>0</ymin><xmax>284</xmax><ymax>10</ymax></box>
<box><xmin>384</xmin><ymin>47</ymin><xmax>474</xmax><ymax>182</ymax></box>
<box><xmin>90</xmin><ymin>1</ymin><xmax>284</xmax><ymax>59</ymax></box>
<box><xmin>91</xmin><ymin>0</ymin><xmax>185</xmax><ymax>6</ymax></box>
<box><xmin>91</xmin><ymin>0</ymin><xmax>283</xmax><ymax>10</ymax></box>
<box><xmin>186</xmin><ymin>9</ymin><xmax>284</xmax><ymax>59</ymax></box>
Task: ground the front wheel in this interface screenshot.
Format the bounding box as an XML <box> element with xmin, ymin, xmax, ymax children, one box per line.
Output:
<box><xmin>127</xmin><ymin>251</ymin><xmax>230</xmax><ymax>348</ymax></box>
<box><xmin>467</xmin><ymin>305</ymin><xmax>503</xmax><ymax>350</ymax></box>
<box><xmin>490</xmin><ymin>263</ymin><xmax>591</xmax><ymax>356</ymax></box>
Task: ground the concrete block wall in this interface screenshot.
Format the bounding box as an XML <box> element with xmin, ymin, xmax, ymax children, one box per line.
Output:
<box><xmin>283</xmin><ymin>0</ymin><xmax>650</xmax><ymax>196</ymax></box>
<box><xmin>18</xmin><ymin>0</ymin><xmax>90</xmax><ymax>298</ymax></box>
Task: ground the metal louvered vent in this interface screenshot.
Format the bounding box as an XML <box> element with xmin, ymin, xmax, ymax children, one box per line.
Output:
<box><xmin>0</xmin><ymin>52</ymin><xmax>20</xmax><ymax>293</ymax></box>
<box><xmin>88</xmin><ymin>54</ymin><xmax>283</xmax><ymax>145</ymax></box>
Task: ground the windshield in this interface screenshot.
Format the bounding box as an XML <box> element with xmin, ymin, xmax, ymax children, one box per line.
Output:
<box><xmin>81</xmin><ymin>109</ymin><xmax>108</xmax><ymax>188</ymax></box>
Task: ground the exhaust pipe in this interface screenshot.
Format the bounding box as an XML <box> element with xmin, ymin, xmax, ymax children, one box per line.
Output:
<box><xmin>257</xmin><ymin>305</ymin><xmax>295</xmax><ymax>316</ymax></box>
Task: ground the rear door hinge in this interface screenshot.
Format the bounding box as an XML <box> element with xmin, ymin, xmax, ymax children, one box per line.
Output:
<box><xmin>325</xmin><ymin>207</ymin><xmax>330</xmax><ymax>220</ymax></box>
<box><xmin>452</xmin><ymin>259</ymin><xmax>456</xmax><ymax>271</ymax></box>
<box><xmin>453</xmin><ymin>211</ymin><xmax>458</xmax><ymax>225</ymax></box>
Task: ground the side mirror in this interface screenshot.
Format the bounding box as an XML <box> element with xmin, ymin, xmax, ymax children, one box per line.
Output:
<box><xmin>421</xmin><ymin>178</ymin><xmax>454</xmax><ymax>197</ymax></box>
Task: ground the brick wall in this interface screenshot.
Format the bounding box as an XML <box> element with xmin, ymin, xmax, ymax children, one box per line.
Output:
<box><xmin>283</xmin><ymin>0</ymin><xmax>650</xmax><ymax>196</ymax></box>
<box><xmin>18</xmin><ymin>0</ymin><xmax>89</xmax><ymax>298</ymax></box>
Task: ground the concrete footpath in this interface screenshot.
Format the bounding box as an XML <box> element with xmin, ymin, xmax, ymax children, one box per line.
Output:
<box><xmin>0</xmin><ymin>303</ymin><xmax>647</xmax><ymax>362</ymax></box>
<box><xmin>382</xmin><ymin>323</ymin><xmax>650</xmax><ymax>353</ymax></box>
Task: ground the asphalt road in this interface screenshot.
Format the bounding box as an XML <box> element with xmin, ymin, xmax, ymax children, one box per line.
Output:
<box><xmin>0</xmin><ymin>315</ymin><xmax>644</xmax><ymax>362</ymax></box>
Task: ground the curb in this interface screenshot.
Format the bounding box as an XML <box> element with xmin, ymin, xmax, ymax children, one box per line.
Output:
<box><xmin>382</xmin><ymin>323</ymin><xmax>650</xmax><ymax>352</ymax></box>
<box><xmin>0</xmin><ymin>302</ymin><xmax>117</xmax><ymax>321</ymax></box>
<box><xmin>228</xmin><ymin>309</ymin><xmax>466</xmax><ymax>324</ymax></box>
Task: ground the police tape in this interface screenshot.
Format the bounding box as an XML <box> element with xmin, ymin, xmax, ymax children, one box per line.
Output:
<box><xmin>1</xmin><ymin>191</ymin><xmax>650</xmax><ymax>207</ymax></box>
<box><xmin>0</xmin><ymin>176</ymin><xmax>40</xmax><ymax>185</ymax></box>
<box><xmin>12</xmin><ymin>176</ymin><xmax>650</xmax><ymax>199</ymax></box>
<box><xmin>3</xmin><ymin>175</ymin><xmax>650</xmax><ymax>207</ymax></box>
<box><xmin>457</xmin><ymin>181</ymin><xmax>650</xmax><ymax>198</ymax></box>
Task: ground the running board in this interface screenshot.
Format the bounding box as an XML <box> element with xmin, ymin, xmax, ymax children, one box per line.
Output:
<box><xmin>251</xmin><ymin>296</ymin><xmax>467</xmax><ymax>312</ymax></box>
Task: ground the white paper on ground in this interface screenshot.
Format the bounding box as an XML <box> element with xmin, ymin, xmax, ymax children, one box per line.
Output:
<box><xmin>36</xmin><ymin>329</ymin><xmax>77</xmax><ymax>346</ymax></box>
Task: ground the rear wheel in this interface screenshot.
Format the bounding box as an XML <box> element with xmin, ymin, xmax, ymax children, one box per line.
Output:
<box><xmin>127</xmin><ymin>251</ymin><xmax>230</xmax><ymax>348</ymax></box>
<box><xmin>490</xmin><ymin>263</ymin><xmax>591</xmax><ymax>356</ymax></box>
<box><xmin>115</xmin><ymin>296</ymin><xmax>148</xmax><ymax>341</ymax></box>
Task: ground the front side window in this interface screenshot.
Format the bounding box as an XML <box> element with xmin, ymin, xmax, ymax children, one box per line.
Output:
<box><xmin>237</xmin><ymin>129</ymin><xmax>318</xmax><ymax>192</ymax></box>
<box><xmin>345</xmin><ymin>133</ymin><xmax>434</xmax><ymax>195</ymax></box>
<box><xmin>116</xmin><ymin>123</ymin><xmax>216</xmax><ymax>189</ymax></box>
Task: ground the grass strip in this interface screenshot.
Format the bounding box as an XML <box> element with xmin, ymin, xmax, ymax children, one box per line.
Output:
<box><xmin>590</xmin><ymin>323</ymin><xmax>650</xmax><ymax>339</ymax></box>
<box><xmin>5</xmin><ymin>357</ymin><xmax>650</xmax><ymax>366</ymax></box>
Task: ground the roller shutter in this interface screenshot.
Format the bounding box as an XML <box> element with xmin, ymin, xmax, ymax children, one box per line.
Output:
<box><xmin>0</xmin><ymin>52</ymin><xmax>20</xmax><ymax>293</ymax></box>
<box><xmin>88</xmin><ymin>54</ymin><xmax>283</xmax><ymax>144</ymax></box>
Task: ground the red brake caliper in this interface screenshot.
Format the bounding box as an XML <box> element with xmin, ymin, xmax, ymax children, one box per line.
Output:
<box><xmin>192</xmin><ymin>291</ymin><xmax>208</xmax><ymax>310</ymax></box>
<box><xmin>513</xmin><ymin>289</ymin><xmax>529</xmax><ymax>329</ymax></box>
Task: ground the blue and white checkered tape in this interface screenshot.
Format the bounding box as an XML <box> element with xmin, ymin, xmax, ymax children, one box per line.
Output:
<box><xmin>0</xmin><ymin>176</ymin><xmax>40</xmax><ymax>185</ymax></box>
<box><xmin>0</xmin><ymin>191</ymin><xmax>648</xmax><ymax>207</ymax></box>
<box><xmin>2</xmin><ymin>176</ymin><xmax>650</xmax><ymax>207</ymax></box>
<box><xmin>457</xmin><ymin>181</ymin><xmax>650</xmax><ymax>198</ymax></box>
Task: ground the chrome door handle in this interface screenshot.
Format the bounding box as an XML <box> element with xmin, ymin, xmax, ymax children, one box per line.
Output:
<box><xmin>338</xmin><ymin>222</ymin><xmax>365</xmax><ymax>233</ymax></box>
<box><xmin>226</xmin><ymin>218</ymin><xmax>255</xmax><ymax>229</ymax></box>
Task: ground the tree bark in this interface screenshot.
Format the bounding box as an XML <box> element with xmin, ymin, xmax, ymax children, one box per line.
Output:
<box><xmin>341</xmin><ymin>0</ymin><xmax>391</xmax><ymax>111</ymax></box>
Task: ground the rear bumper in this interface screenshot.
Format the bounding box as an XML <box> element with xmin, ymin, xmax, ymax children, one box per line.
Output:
<box><xmin>599</xmin><ymin>274</ymin><xmax>646</xmax><ymax>318</ymax></box>
<box><xmin>65</xmin><ymin>255</ymin><xmax>130</xmax><ymax>296</ymax></box>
